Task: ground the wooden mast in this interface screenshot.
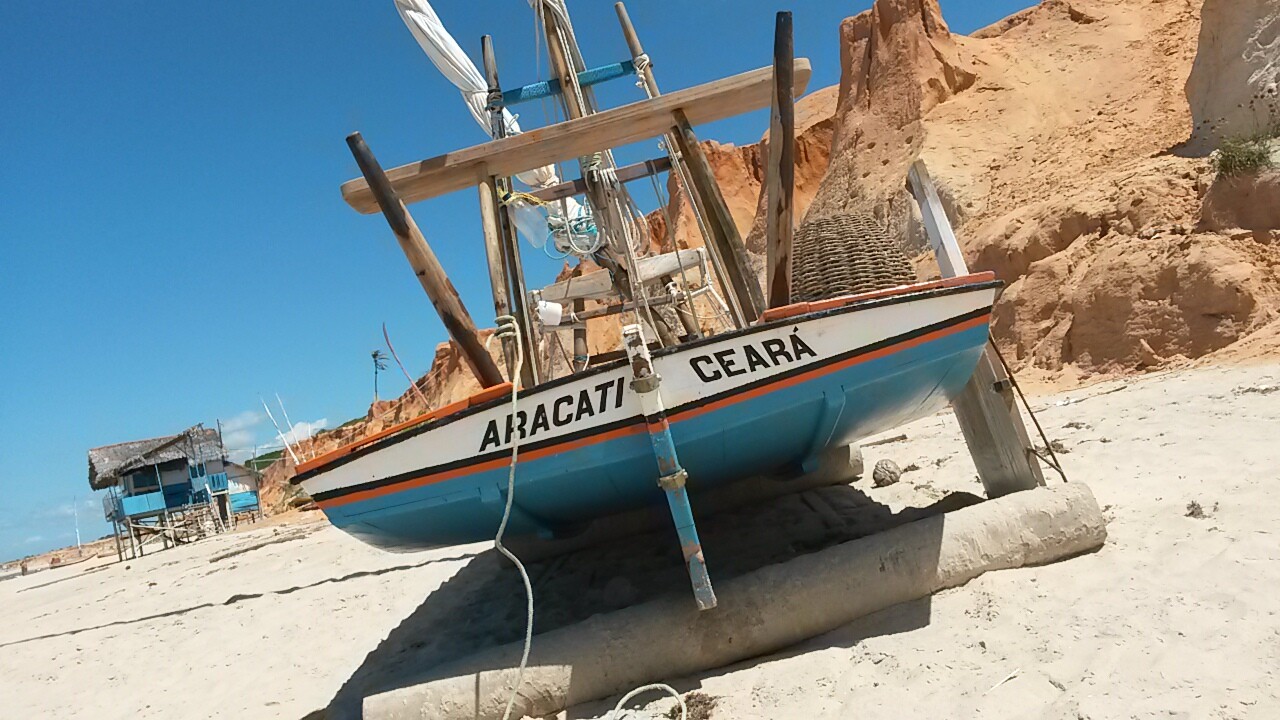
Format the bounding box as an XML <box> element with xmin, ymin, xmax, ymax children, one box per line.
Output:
<box><xmin>481</xmin><ymin>36</ymin><xmax>540</xmax><ymax>387</ymax></box>
<box><xmin>538</xmin><ymin>21</ymin><xmax>593</xmax><ymax>370</ymax></box>
<box><xmin>539</xmin><ymin>2</ymin><xmax>681</xmax><ymax>348</ymax></box>
<box><xmin>614</xmin><ymin>2</ymin><xmax>746</xmax><ymax>330</ymax></box>
<box><xmin>765</xmin><ymin>11</ymin><xmax>795</xmax><ymax>309</ymax></box>
<box><xmin>477</xmin><ymin>175</ymin><xmax>517</xmax><ymax>380</ymax></box>
<box><xmin>669</xmin><ymin>110</ymin><xmax>765</xmax><ymax>322</ymax></box>
<box><xmin>614</xmin><ymin>2</ymin><xmax>764</xmax><ymax>324</ymax></box>
<box><xmin>608</xmin><ymin>2</ymin><xmax>704</xmax><ymax>337</ymax></box>
<box><xmin>346</xmin><ymin>132</ymin><xmax>505</xmax><ymax>389</ymax></box>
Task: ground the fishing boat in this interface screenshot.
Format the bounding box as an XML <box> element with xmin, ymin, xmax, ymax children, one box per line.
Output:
<box><xmin>294</xmin><ymin>0</ymin><xmax>1001</xmax><ymax>609</ymax></box>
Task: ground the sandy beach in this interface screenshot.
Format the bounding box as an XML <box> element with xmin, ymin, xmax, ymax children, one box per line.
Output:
<box><xmin>4</xmin><ymin>360</ymin><xmax>1277</xmax><ymax>719</ymax></box>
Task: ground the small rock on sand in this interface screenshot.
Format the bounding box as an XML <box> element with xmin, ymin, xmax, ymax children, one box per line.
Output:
<box><xmin>872</xmin><ymin>460</ymin><xmax>903</xmax><ymax>487</ymax></box>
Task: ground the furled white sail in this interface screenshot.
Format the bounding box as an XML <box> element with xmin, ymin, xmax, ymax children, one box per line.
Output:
<box><xmin>393</xmin><ymin>0</ymin><xmax>595</xmax><ymax>256</ymax></box>
<box><xmin>393</xmin><ymin>0</ymin><xmax>556</xmax><ymax>188</ymax></box>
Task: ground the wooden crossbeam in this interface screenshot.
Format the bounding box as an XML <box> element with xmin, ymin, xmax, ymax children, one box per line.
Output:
<box><xmin>340</xmin><ymin>60</ymin><xmax>811</xmax><ymax>213</ymax></box>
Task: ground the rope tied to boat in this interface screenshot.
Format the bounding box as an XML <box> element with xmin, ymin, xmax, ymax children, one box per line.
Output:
<box><xmin>632</xmin><ymin>52</ymin><xmax>651</xmax><ymax>90</ymax></box>
<box><xmin>484</xmin><ymin>316</ymin><xmax>535</xmax><ymax>720</ymax></box>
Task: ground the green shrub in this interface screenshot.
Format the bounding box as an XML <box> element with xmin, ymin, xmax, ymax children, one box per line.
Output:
<box><xmin>1213</xmin><ymin>135</ymin><xmax>1274</xmax><ymax>177</ymax></box>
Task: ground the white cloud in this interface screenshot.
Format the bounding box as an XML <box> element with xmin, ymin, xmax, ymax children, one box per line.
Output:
<box><xmin>219</xmin><ymin>410</ymin><xmax>265</xmax><ymax>457</ymax></box>
<box><xmin>23</xmin><ymin>535</ymin><xmax>43</xmax><ymax>545</ymax></box>
<box><xmin>38</xmin><ymin>497</ymin><xmax>97</xmax><ymax>520</ymax></box>
<box><xmin>279</xmin><ymin>418</ymin><xmax>328</xmax><ymax>446</ymax></box>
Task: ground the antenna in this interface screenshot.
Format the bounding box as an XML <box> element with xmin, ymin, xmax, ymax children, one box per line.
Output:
<box><xmin>260</xmin><ymin>396</ymin><xmax>300</xmax><ymax>464</ymax></box>
<box><xmin>275</xmin><ymin>393</ymin><xmax>304</xmax><ymax>443</ymax></box>
<box><xmin>73</xmin><ymin>495</ymin><xmax>81</xmax><ymax>551</ymax></box>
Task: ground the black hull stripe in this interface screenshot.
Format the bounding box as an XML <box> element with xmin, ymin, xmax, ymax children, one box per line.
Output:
<box><xmin>310</xmin><ymin>305</ymin><xmax>991</xmax><ymax>503</ymax></box>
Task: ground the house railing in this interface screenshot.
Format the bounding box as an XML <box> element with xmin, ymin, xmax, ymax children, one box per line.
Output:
<box><xmin>119</xmin><ymin>491</ymin><xmax>167</xmax><ymax>517</ymax></box>
<box><xmin>103</xmin><ymin>494</ymin><xmax>119</xmax><ymax>521</ymax></box>
<box><xmin>204</xmin><ymin>472</ymin><xmax>228</xmax><ymax>493</ymax></box>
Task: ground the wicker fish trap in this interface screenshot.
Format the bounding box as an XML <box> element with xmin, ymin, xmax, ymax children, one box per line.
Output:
<box><xmin>791</xmin><ymin>212</ymin><xmax>915</xmax><ymax>302</ymax></box>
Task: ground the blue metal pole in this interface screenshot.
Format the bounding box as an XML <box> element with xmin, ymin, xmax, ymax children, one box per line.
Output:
<box><xmin>501</xmin><ymin>60</ymin><xmax>637</xmax><ymax>107</ymax></box>
<box><xmin>622</xmin><ymin>325</ymin><xmax>717</xmax><ymax>610</ymax></box>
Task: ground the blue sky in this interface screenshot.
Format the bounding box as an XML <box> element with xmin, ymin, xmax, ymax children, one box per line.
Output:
<box><xmin>0</xmin><ymin>0</ymin><xmax>1033</xmax><ymax>560</ymax></box>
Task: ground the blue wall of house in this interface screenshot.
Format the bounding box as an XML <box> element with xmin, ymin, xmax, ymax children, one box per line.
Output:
<box><xmin>229</xmin><ymin>491</ymin><xmax>259</xmax><ymax>514</ymax></box>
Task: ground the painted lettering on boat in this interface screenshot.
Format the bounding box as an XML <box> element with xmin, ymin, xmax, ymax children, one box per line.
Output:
<box><xmin>479</xmin><ymin>376</ymin><xmax>626</xmax><ymax>452</ymax></box>
<box><xmin>689</xmin><ymin>329</ymin><xmax>817</xmax><ymax>383</ymax></box>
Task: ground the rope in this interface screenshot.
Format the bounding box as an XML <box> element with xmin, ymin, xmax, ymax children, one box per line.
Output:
<box><xmin>987</xmin><ymin>336</ymin><xmax>1069</xmax><ymax>484</ymax></box>
<box><xmin>484</xmin><ymin>316</ymin><xmax>534</xmax><ymax>720</ymax></box>
<box><xmin>608</xmin><ymin>683</ymin><xmax>686</xmax><ymax>720</ymax></box>
<box><xmin>633</xmin><ymin>53</ymin><xmax>651</xmax><ymax>90</ymax></box>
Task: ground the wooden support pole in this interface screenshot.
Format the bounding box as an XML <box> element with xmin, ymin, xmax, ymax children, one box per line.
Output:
<box><xmin>615</xmin><ymin>1</ymin><xmax>745</xmax><ymax>330</ymax></box>
<box><xmin>765</xmin><ymin>11</ymin><xmax>795</xmax><ymax>310</ymax></box>
<box><xmin>482</xmin><ymin>35</ymin><xmax>540</xmax><ymax>388</ymax></box>
<box><xmin>477</xmin><ymin>177</ymin><xmax>517</xmax><ymax>381</ymax></box>
<box><xmin>346</xmin><ymin>132</ymin><xmax>505</xmax><ymax>389</ymax></box>
<box><xmin>671</xmin><ymin>109</ymin><xmax>765</xmax><ymax>323</ymax></box>
<box><xmin>907</xmin><ymin>160</ymin><xmax>1044</xmax><ymax>498</ymax></box>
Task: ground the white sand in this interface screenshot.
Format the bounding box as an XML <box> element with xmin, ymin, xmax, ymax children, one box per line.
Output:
<box><xmin>3</xmin><ymin>362</ymin><xmax>1278</xmax><ymax>719</ymax></box>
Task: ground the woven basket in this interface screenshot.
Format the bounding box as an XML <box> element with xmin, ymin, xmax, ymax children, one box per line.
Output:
<box><xmin>791</xmin><ymin>212</ymin><xmax>915</xmax><ymax>302</ymax></box>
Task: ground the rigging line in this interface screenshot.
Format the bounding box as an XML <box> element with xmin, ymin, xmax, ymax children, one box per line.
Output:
<box><xmin>650</xmin><ymin>171</ymin><xmax>727</xmax><ymax>333</ymax></box>
<box><xmin>382</xmin><ymin>322</ymin><xmax>430</xmax><ymax>407</ymax></box>
<box><xmin>987</xmin><ymin>335</ymin><xmax>1069</xmax><ymax>484</ymax></box>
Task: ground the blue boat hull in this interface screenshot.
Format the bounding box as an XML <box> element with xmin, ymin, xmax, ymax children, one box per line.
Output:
<box><xmin>311</xmin><ymin>297</ymin><xmax>991</xmax><ymax>551</ymax></box>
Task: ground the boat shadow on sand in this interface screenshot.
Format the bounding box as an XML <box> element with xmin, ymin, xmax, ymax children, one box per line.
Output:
<box><xmin>309</xmin><ymin>478</ymin><xmax>981</xmax><ymax>719</ymax></box>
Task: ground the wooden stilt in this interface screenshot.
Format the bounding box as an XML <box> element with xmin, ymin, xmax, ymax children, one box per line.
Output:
<box><xmin>346</xmin><ymin>132</ymin><xmax>505</xmax><ymax>389</ymax></box>
<box><xmin>670</xmin><ymin>109</ymin><xmax>765</xmax><ymax>323</ymax></box>
<box><xmin>765</xmin><ymin>11</ymin><xmax>795</xmax><ymax>310</ymax></box>
<box><xmin>907</xmin><ymin>160</ymin><xmax>1045</xmax><ymax>497</ymax></box>
<box><xmin>112</xmin><ymin>516</ymin><xmax>123</xmax><ymax>562</ymax></box>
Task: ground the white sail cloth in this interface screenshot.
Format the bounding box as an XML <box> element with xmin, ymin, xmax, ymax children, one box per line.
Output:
<box><xmin>393</xmin><ymin>0</ymin><xmax>558</xmax><ymax>189</ymax></box>
<box><xmin>393</xmin><ymin>0</ymin><xmax>595</xmax><ymax>256</ymax></box>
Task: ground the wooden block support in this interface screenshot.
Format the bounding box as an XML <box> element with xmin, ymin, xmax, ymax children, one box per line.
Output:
<box><xmin>346</xmin><ymin>132</ymin><xmax>505</xmax><ymax>389</ymax></box>
<box><xmin>765</xmin><ymin>11</ymin><xmax>795</xmax><ymax>310</ymax></box>
<box><xmin>907</xmin><ymin>160</ymin><xmax>1044</xmax><ymax>497</ymax></box>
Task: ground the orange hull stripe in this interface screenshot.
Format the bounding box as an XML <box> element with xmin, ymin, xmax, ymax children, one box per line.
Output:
<box><xmin>297</xmin><ymin>383</ymin><xmax>514</xmax><ymax>475</ymax></box>
<box><xmin>317</xmin><ymin>313</ymin><xmax>989</xmax><ymax>509</ymax></box>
